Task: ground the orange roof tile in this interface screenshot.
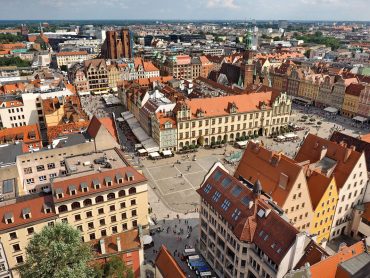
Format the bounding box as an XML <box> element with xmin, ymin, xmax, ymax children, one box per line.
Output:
<box><xmin>0</xmin><ymin>195</ymin><xmax>56</xmax><ymax>231</ymax></box>
<box><xmin>155</xmin><ymin>245</ymin><xmax>186</xmax><ymax>278</ymax></box>
<box><xmin>99</xmin><ymin>117</ymin><xmax>119</xmax><ymax>144</ymax></box>
<box><xmin>234</xmin><ymin>142</ymin><xmax>303</xmax><ymax>206</ymax></box>
<box><xmin>52</xmin><ymin>166</ymin><xmax>147</xmax><ymax>203</ymax></box>
<box><xmin>181</xmin><ymin>92</ymin><xmax>273</xmax><ymax>119</ymax></box>
<box><xmin>310</xmin><ymin>241</ymin><xmax>366</xmax><ymax>278</ymax></box>
<box><xmin>295</xmin><ymin>134</ymin><xmax>363</xmax><ymax>191</ymax></box>
<box><xmin>360</xmin><ymin>133</ymin><xmax>370</xmax><ymax>143</ymax></box>
<box><xmin>0</xmin><ymin>124</ymin><xmax>41</xmax><ymax>151</ymax></box>
<box><xmin>91</xmin><ymin>229</ymin><xmax>141</xmax><ymax>256</ymax></box>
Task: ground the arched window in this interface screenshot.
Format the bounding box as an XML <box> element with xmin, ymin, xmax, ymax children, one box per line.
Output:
<box><xmin>71</xmin><ymin>202</ymin><xmax>81</xmax><ymax>210</ymax></box>
<box><xmin>83</xmin><ymin>199</ymin><xmax>92</xmax><ymax>207</ymax></box>
<box><xmin>95</xmin><ymin>195</ymin><xmax>104</xmax><ymax>203</ymax></box>
<box><xmin>128</xmin><ymin>187</ymin><xmax>136</xmax><ymax>195</ymax></box>
<box><xmin>107</xmin><ymin>192</ymin><xmax>115</xmax><ymax>200</ymax></box>
<box><xmin>58</xmin><ymin>205</ymin><xmax>68</xmax><ymax>213</ymax></box>
<box><xmin>118</xmin><ymin>190</ymin><xmax>126</xmax><ymax>197</ymax></box>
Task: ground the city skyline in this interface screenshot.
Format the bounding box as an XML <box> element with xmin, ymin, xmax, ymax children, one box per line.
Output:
<box><xmin>0</xmin><ymin>0</ymin><xmax>369</xmax><ymax>21</ymax></box>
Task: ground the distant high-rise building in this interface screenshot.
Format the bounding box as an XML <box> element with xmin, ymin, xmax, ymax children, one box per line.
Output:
<box><xmin>102</xmin><ymin>29</ymin><xmax>133</xmax><ymax>59</ymax></box>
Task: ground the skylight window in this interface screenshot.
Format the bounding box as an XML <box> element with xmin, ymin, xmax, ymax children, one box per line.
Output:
<box><xmin>212</xmin><ymin>191</ymin><xmax>221</xmax><ymax>202</ymax></box>
<box><xmin>271</xmin><ymin>243</ymin><xmax>276</xmax><ymax>249</ymax></box>
<box><xmin>257</xmin><ymin>209</ymin><xmax>265</xmax><ymax>218</ymax></box>
<box><xmin>221</xmin><ymin>199</ymin><xmax>231</xmax><ymax>211</ymax></box>
<box><xmin>241</xmin><ymin>196</ymin><xmax>251</xmax><ymax>206</ymax></box>
<box><xmin>277</xmin><ymin>248</ymin><xmax>282</xmax><ymax>254</ymax></box>
<box><xmin>231</xmin><ymin>185</ymin><xmax>242</xmax><ymax>197</ymax></box>
<box><xmin>259</xmin><ymin>230</ymin><xmax>264</xmax><ymax>237</ymax></box>
<box><xmin>221</xmin><ymin>177</ymin><xmax>232</xmax><ymax>188</ymax></box>
<box><xmin>204</xmin><ymin>184</ymin><xmax>212</xmax><ymax>194</ymax></box>
<box><xmin>214</xmin><ymin>171</ymin><xmax>222</xmax><ymax>181</ymax></box>
<box><xmin>264</xmin><ymin>234</ymin><xmax>269</xmax><ymax>241</ymax></box>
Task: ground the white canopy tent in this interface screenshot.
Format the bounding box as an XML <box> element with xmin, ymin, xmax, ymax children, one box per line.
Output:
<box><xmin>277</xmin><ymin>135</ymin><xmax>286</xmax><ymax>140</ymax></box>
<box><xmin>324</xmin><ymin>107</ymin><xmax>338</xmax><ymax>114</ymax></box>
<box><xmin>236</xmin><ymin>141</ymin><xmax>248</xmax><ymax>147</ymax></box>
<box><xmin>138</xmin><ymin>149</ymin><xmax>147</xmax><ymax>154</ymax></box>
<box><xmin>116</xmin><ymin>117</ymin><xmax>124</xmax><ymax>122</ymax></box>
<box><xmin>149</xmin><ymin>152</ymin><xmax>160</xmax><ymax>159</ymax></box>
<box><xmin>353</xmin><ymin>116</ymin><xmax>367</xmax><ymax>123</ymax></box>
<box><xmin>285</xmin><ymin>133</ymin><xmax>297</xmax><ymax>139</ymax></box>
<box><xmin>162</xmin><ymin>150</ymin><xmax>172</xmax><ymax>156</ymax></box>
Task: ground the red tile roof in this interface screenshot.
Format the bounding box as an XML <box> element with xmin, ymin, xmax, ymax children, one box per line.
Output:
<box><xmin>197</xmin><ymin>166</ymin><xmax>299</xmax><ymax>265</ymax></box>
<box><xmin>234</xmin><ymin>142</ymin><xmax>303</xmax><ymax>207</ymax></box>
<box><xmin>295</xmin><ymin>134</ymin><xmax>363</xmax><ymax>191</ymax></box>
<box><xmin>155</xmin><ymin>245</ymin><xmax>186</xmax><ymax>278</ymax></box>
<box><xmin>0</xmin><ymin>124</ymin><xmax>42</xmax><ymax>152</ymax></box>
<box><xmin>91</xmin><ymin>229</ymin><xmax>141</xmax><ymax>256</ymax></box>
<box><xmin>99</xmin><ymin>117</ymin><xmax>119</xmax><ymax>144</ymax></box>
<box><xmin>52</xmin><ymin>166</ymin><xmax>147</xmax><ymax>203</ymax></box>
<box><xmin>345</xmin><ymin>83</ymin><xmax>365</xmax><ymax>97</ymax></box>
<box><xmin>295</xmin><ymin>240</ymin><xmax>329</xmax><ymax>269</ymax></box>
<box><xmin>309</xmin><ymin>241</ymin><xmax>366</xmax><ymax>278</ymax></box>
<box><xmin>0</xmin><ymin>195</ymin><xmax>56</xmax><ymax>231</ymax></box>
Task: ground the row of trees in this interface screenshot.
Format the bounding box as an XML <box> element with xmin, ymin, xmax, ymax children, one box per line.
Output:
<box><xmin>0</xmin><ymin>33</ymin><xmax>24</xmax><ymax>43</ymax></box>
<box><xmin>293</xmin><ymin>31</ymin><xmax>341</xmax><ymax>50</ymax></box>
<box><xmin>0</xmin><ymin>57</ymin><xmax>31</xmax><ymax>67</ymax></box>
<box><xmin>18</xmin><ymin>223</ymin><xmax>134</xmax><ymax>278</ymax></box>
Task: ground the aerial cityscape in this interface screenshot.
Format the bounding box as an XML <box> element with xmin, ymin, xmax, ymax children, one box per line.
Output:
<box><xmin>0</xmin><ymin>1</ymin><xmax>369</xmax><ymax>278</ymax></box>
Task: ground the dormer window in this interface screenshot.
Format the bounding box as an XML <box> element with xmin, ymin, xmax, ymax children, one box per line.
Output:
<box><xmin>92</xmin><ymin>179</ymin><xmax>100</xmax><ymax>189</ymax></box>
<box><xmin>115</xmin><ymin>174</ymin><xmax>123</xmax><ymax>184</ymax></box>
<box><xmin>229</xmin><ymin>102</ymin><xmax>238</xmax><ymax>114</ymax></box>
<box><xmin>4</xmin><ymin>212</ymin><xmax>14</xmax><ymax>224</ymax></box>
<box><xmin>80</xmin><ymin>182</ymin><xmax>89</xmax><ymax>192</ymax></box>
<box><xmin>22</xmin><ymin>208</ymin><xmax>31</xmax><ymax>219</ymax></box>
<box><xmin>43</xmin><ymin>203</ymin><xmax>52</xmax><ymax>214</ymax></box>
<box><xmin>105</xmin><ymin>177</ymin><xmax>112</xmax><ymax>186</ymax></box>
<box><xmin>164</xmin><ymin>122</ymin><xmax>172</xmax><ymax>129</ymax></box>
<box><xmin>126</xmin><ymin>172</ymin><xmax>134</xmax><ymax>182</ymax></box>
<box><xmin>196</xmin><ymin>109</ymin><xmax>204</xmax><ymax>118</ymax></box>
<box><xmin>68</xmin><ymin>185</ymin><xmax>77</xmax><ymax>195</ymax></box>
<box><xmin>55</xmin><ymin>188</ymin><xmax>64</xmax><ymax>199</ymax></box>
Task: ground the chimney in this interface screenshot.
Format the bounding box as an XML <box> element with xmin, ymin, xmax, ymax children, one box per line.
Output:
<box><xmin>117</xmin><ymin>236</ymin><xmax>121</xmax><ymax>252</ymax></box>
<box><xmin>319</xmin><ymin>146</ymin><xmax>327</xmax><ymax>160</ymax></box>
<box><xmin>99</xmin><ymin>239</ymin><xmax>106</xmax><ymax>255</ymax></box>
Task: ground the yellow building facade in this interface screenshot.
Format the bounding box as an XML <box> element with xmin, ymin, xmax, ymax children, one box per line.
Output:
<box><xmin>309</xmin><ymin>175</ymin><xmax>338</xmax><ymax>245</ymax></box>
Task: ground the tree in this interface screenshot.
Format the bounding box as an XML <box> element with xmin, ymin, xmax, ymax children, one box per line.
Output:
<box><xmin>0</xmin><ymin>57</ymin><xmax>31</xmax><ymax>67</ymax></box>
<box><xmin>17</xmin><ymin>223</ymin><xmax>94</xmax><ymax>278</ymax></box>
<box><xmin>95</xmin><ymin>256</ymin><xmax>134</xmax><ymax>278</ymax></box>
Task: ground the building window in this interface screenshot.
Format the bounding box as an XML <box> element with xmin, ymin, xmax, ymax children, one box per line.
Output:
<box><xmin>86</xmin><ymin>211</ymin><xmax>93</xmax><ymax>218</ymax></box>
<box><xmin>24</xmin><ymin>167</ymin><xmax>32</xmax><ymax>174</ymax></box>
<box><xmin>88</xmin><ymin>222</ymin><xmax>94</xmax><ymax>230</ymax></box>
<box><xmin>121</xmin><ymin>212</ymin><xmax>127</xmax><ymax>220</ymax></box>
<box><xmin>47</xmin><ymin>163</ymin><xmax>55</xmax><ymax>169</ymax></box>
<box><xmin>112</xmin><ymin>226</ymin><xmax>118</xmax><ymax>234</ymax></box>
<box><xmin>27</xmin><ymin>227</ymin><xmax>34</xmax><ymax>235</ymax></box>
<box><xmin>9</xmin><ymin>232</ymin><xmax>17</xmax><ymax>240</ymax></box>
<box><xmin>89</xmin><ymin>233</ymin><xmax>96</xmax><ymax>240</ymax></box>
<box><xmin>75</xmin><ymin>214</ymin><xmax>81</xmax><ymax>221</ymax></box>
<box><xmin>99</xmin><ymin>219</ymin><xmax>106</xmax><ymax>226</ymax></box>
<box><xmin>130</xmin><ymin>199</ymin><xmax>136</xmax><ymax>206</ymax></box>
<box><xmin>131</xmin><ymin>210</ymin><xmax>137</xmax><ymax>217</ymax></box>
<box><xmin>101</xmin><ymin>230</ymin><xmax>107</xmax><ymax>237</ymax></box>
<box><xmin>111</xmin><ymin>216</ymin><xmax>117</xmax><ymax>223</ymax></box>
<box><xmin>13</xmin><ymin>244</ymin><xmax>21</xmax><ymax>252</ymax></box>
<box><xmin>110</xmin><ymin>205</ymin><xmax>115</xmax><ymax>212</ymax></box>
<box><xmin>132</xmin><ymin>220</ymin><xmax>137</xmax><ymax>227</ymax></box>
<box><xmin>122</xmin><ymin>223</ymin><xmax>128</xmax><ymax>230</ymax></box>
<box><xmin>98</xmin><ymin>208</ymin><xmax>104</xmax><ymax>215</ymax></box>
<box><xmin>36</xmin><ymin>165</ymin><xmax>45</xmax><ymax>172</ymax></box>
<box><xmin>16</xmin><ymin>256</ymin><xmax>23</xmax><ymax>264</ymax></box>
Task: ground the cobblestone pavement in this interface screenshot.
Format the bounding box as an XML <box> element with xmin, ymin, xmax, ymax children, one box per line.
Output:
<box><xmin>80</xmin><ymin>94</ymin><xmax>125</xmax><ymax>119</ymax></box>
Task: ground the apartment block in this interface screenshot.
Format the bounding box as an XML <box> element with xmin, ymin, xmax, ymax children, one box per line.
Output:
<box><xmin>197</xmin><ymin>163</ymin><xmax>321</xmax><ymax>278</ymax></box>
<box><xmin>0</xmin><ymin>148</ymin><xmax>148</xmax><ymax>277</ymax></box>
<box><xmin>55</xmin><ymin>51</ymin><xmax>89</xmax><ymax>69</ymax></box>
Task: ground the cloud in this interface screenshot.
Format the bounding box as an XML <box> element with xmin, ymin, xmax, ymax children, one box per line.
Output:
<box><xmin>206</xmin><ymin>0</ymin><xmax>238</xmax><ymax>9</ymax></box>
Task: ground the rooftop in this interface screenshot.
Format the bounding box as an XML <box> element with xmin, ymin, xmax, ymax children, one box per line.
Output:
<box><xmin>63</xmin><ymin>148</ymin><xmax>128</xmax><ymax>178</ymax></box>
<box><xmin>155</xmin><ymin>245</ymin><xmax>186</xmax><ymax>278</ymax></box>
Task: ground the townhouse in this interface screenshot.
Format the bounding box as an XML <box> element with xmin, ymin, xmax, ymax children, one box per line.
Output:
<box><xmin>83</xmin><ymin>59</ymin><xmax>109</xmax><ymax>94</ymax></box>
<box><xmin>152</xmin><ymin>112</ymin><xmax>177</xmax><ymax>152</ymax></box>
<box><xmin>342</xmin><ymin>83</ymin><xmax>365</xmax><ymax>118</ymax></box>
<box><xmin>197</xmin><ymin>163</ymin><xmax>322</xmax><ymax>278</ymax></box>
<box><xmin>295</xmin><ymin>134</ymin><xmax>368</xmax><ymax>239</ymax></box>
<box><xmin>234</xmin><ymin>142</ymin><xmax>314</xmax><ymax>234</ymax></box>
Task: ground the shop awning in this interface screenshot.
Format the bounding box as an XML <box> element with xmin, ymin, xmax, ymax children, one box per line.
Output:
<box><xmin>324</xmin><ymin>107</ymin><xmax>338</xmax><ymax>114</ymax></box>
<box><xmin>138</xmin><ymin>148</ymin><xmax>147</xmax><ymax>154</ymax></box>
<box><xmin>236</xmin><ymin>141</ymin><xmax>248</xmax><ymax>147</ymax></box>
<box><xmin>162</xmin><ymin>150</ymin><xmax>172</xmax><ymax>156</ymax></box>
<box><xmin>149</xmin><ymin>152</ymin><xmax>160</xmax><ymax>158</ymax></box>
<box><xmin>353</xmin><ymin>116</ymin><xmax>367</xmax><ymax>123</ymax></box>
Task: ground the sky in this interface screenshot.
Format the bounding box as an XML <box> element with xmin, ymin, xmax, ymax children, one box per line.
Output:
<box><xmin>0</xmin><ymin>0</ymin><xmax>369</xmax><ymax>21</ymax></box>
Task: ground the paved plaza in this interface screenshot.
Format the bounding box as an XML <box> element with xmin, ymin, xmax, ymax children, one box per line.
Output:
<box><xmin>141</xmin><ymin>150</ymin><xmax>236</xmax><ymax>213</ymax></box>
<box><xmin>80</xmin><ymin>94</ymin><xmax>125</xmax><ymax>119</ymax></box>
